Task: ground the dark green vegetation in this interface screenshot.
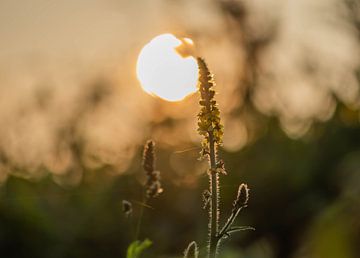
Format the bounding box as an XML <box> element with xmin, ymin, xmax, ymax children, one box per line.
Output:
<box><xmin>1</xmin><ymin>104</ymin><xmax>359</xmax><ymax>258</ymax></box>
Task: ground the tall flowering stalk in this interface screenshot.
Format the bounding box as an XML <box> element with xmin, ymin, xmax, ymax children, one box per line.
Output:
<box><xmin>124</xmin><ymin>140</ymin><xmax>162</xmax><ymax>258</ymax></box>
<box><xmin>135</xmin><ymin>140</ymin><xmax>163</xmax><ymax>240</ymax></box>
<box><xmin>197</xmin><ymin>57</ymin><xmax>223</xmax><ymax>258</ymax></box>
<box><xmin>143</xmin><ymin>140</ymin><xmax>163</xmax><ymax>200</ymax></box>
<box><xmin>194</xmin><ymin>57</ymin><xmax>253</xmax><ymax>258</ymax></box>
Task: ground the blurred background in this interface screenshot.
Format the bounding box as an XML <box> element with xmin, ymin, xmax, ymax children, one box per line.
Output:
<box><xmin>0</xmin><ymin>0</ymin><xmax>360</xmax><ymax>257</ymax></box>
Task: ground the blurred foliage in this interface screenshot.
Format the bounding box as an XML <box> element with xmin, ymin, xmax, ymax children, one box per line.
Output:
<box><xmin>127</xmin><ymin>239</ymin><xmax>152</xmax><ymax>258</ymax></box>
<box><xmin>1</xmin><ymin>104</ymin><xmax>360</xmax><ymax>258</ymax></box>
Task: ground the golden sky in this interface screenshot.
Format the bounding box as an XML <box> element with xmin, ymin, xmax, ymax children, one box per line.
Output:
<box><xmin>0</xmin><ymin>0</ymin><xmax>359</xmax><ymax>182</ymax></box>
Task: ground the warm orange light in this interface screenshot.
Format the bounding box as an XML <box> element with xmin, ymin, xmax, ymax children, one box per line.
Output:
<box><xmin>136</xmin><ymin>34</ymin><xmax>198</xmax><ymax>102</ymax></box>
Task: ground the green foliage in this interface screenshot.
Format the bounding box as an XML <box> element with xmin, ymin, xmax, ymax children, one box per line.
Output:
<box><xmin>1</xmin><ymin>109</ymin><xmax>359</xmax><ymax>258</ymax></box>
<box><xmin>126</xmin><ymin>239</ymin><xmax>152</xmax><ymax>258</ymax></box>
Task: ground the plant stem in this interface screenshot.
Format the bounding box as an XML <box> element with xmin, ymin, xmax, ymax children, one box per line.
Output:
<box><xmin>208</xmin><ymin>132</ymin><xmax>219</xmax><ymax>258</ymax></box>
<box><xmin>218</xmin><ymin>207</ymin><xmax>243</xmax><ymax>239</ymax></box>
<box><xmin>135</xmin><ymin>195</ymin><xmax>147</xmax><ymax>240</ymax></box>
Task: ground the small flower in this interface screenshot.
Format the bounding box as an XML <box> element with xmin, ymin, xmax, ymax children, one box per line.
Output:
<box><xmin>143</xmin><ymin>140</ymin><xmax>163</xmax><ymax>199</ymax></box>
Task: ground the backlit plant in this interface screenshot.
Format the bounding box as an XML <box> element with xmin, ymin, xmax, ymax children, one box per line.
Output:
<box><xmin>184</xmin><ymin>57</ymin><xmax>254</xmax><ymax>258</ymax></box>
<box><xmin>134</xmin><ymin>34</ymin><xmax>253</xmax><ymax>258</ymax></box>
<box><xmin>124</xmin><ymin>140</ymin><xmax>163</xmax><ymax>258</ymax></box>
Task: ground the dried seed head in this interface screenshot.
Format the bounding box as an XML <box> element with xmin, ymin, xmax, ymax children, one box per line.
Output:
<box><xmin>143</xmin><ymin>140</ymin><xmax>155</xmax><ymax>173</ymax></box>
<box><xmin>233</xmin><ymin>183</ymin><xmax>249</xmax><ymax>210</ymax></box>
<box><xmin>142</xmin><ymin>140</ymin><xmax>163</xmax><ymax>199</ymax></box>
<box><xmin>196</xmin><ymin>57</ymin><xmax>224</xmax><ymax>159</ymax></box>
<box><xmin>122</xmin><ymin>200</ymin><xmax>132</xmax><ymax>217</ymax></box>
<box><xmin>147</xmin><ymin>180</ymin><xmax>163</xmax><ymax>198</ymax></box>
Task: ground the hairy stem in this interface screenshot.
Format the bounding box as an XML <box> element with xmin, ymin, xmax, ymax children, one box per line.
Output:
<box><xmin>208</xmin><ymin>133</ymin><xmax>219</xmax><ymax>258</ymax></box>
<box><xmin>196</xmin><ymin>57</ymin><xmax>223</xmax><ymax>258</ymax></box>
<box><xmin>218</xmin><ymin>206</ymin><xmax>243</xmax><ymax>239</ymax></box>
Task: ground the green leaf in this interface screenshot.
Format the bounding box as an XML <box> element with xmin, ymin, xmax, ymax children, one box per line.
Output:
<box><xmin>126</xmin><ymin>239</ymin><xmax>152</xmax><ymax>258</ymax></box>
<box><xmin>225</xmin><ymin>226</ymin><xmax>255</xmax><ymax>236</ymax></box>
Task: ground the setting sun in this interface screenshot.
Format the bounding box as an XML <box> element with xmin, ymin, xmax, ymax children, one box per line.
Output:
<box><xmin>136</xmin><ymin>34</ymin><xmax>198</xmax><ymax>102</ymax></box>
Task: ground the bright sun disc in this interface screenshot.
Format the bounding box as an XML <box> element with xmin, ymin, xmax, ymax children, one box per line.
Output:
<box><xmin>136</xmin><ymin>34</ymin><xmax>198</xmax><ymax>102</ymax></box>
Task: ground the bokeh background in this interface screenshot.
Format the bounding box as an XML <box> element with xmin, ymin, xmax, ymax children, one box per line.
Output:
<box><xmin>0</xmin><ymin>0</ymin><xmax>360</xmax><ymax>257</ymax></box>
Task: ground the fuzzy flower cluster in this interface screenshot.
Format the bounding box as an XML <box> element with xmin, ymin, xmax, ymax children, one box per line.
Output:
<box><xmin>142</xmin><ymin>140</ymin><xmax>163</xmax><ymax>199</ymax></box>
<box><xmin>196</xmin><ymin>58</ymin><xmax>224</xmax><ymax>158</ymax></box>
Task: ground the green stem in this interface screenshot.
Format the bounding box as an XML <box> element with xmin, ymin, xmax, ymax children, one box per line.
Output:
<box><xmin>218</xmin><ymin>206</ymin><xmax>244</xmax><ymax>239</ymax></box>
<box><xmin>135</xmin><ymin>195</ymin><xmax>147</xmax><ymax>240</ymax></box>
<box><xmin>208</xmin><ymin>132</ymin><xmax>219</xmax><ymax>258</ymax></box>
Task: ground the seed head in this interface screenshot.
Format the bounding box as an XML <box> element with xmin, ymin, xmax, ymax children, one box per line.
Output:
<box><xmin>233</xmin><ymin>183</ymin><xmax>249</xmax><ymax>210</ymax></box>
<box><xmin>142</xmin><ymin>140</ymin><xmax>163</xmax><ymax>199</ymax></box>
<box><xmin>143</xmin><ymin>140</ymin><xmax>155</xmax><ymax>173</ymax></box>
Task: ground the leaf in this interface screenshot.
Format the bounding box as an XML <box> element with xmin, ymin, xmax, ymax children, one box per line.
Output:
<box><xmin>126</xmin><ymin>239</ymin><xmax>152</xmax><ymax>258</ymax></box>
<box><xmin>225</xmin><ymin>226</ymin><xmax>255</xmax><ymax>236</ymax></box>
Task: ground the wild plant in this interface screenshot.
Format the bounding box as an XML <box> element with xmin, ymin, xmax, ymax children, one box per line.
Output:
<box><xmin>124</xmin><ymin>140</ymin><xmax>163</xmax><ymax>258</ymax></box>
<box><xmin>125</xmin><ymin>57</ymin><xmax>252</xmax><ymax>258</ymax></box>
<box><xmin>184</xmin><ymin>57</ymin><xmax>254</xmax><ymax>258</ymax></box>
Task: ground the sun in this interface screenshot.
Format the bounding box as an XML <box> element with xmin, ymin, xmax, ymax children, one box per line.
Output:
<box><xmin>136</xmin><ymin>34</ymin><xmax>198</xmax><ymax>102</ymax></box>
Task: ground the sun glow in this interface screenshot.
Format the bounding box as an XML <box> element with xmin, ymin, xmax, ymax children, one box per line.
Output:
<box><xmin>136</xmin><ymin>34</ymin><xmax>198</xmax><ymax>102</ymax></box>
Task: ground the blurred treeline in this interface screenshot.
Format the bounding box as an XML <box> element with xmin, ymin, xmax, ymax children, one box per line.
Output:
<box><xmin>1</xmin><ymin>104</ymin><xmax>360</xmax><ymax>258</ymax></box>
<box><xmin>0</xmin><ymin>0</ymin><xmax>360</xmax><ymax>258</ymax></box>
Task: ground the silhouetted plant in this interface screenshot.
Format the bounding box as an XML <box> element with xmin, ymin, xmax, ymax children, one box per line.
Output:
<box><xmin>142</xmin><ymin>140</ymin><xmax>163</xmax><ymax>200</ymax></box>
<box><xmin>124</xmin><ymin>140</ymin><xmax>163</xmax><ymax>258</ymax></box>
<box><xmin>134</xmin><ymin>140</ymin><xmax>163</xmax><ymax>239</ymax></box>
<box><xmin>127</xmin><ymin>59</ymin><xmax>252</xmax><ymax>258</ymax></box>
<box><xmin>184</xmin><ymin>57</ymin><xmax>254</xmax><ymax>258</ymax></box>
